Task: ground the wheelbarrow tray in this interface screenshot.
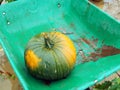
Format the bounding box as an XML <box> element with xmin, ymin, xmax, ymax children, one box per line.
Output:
<box><xmin>0</xmin><ymin>0</ymin><xmax>120</xmax><ymax>90</ymax></box>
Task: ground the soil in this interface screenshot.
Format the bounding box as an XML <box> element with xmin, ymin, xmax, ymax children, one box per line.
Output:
<box><xmin>0</xmin><ymin>49</ymin><xmax>23</xmax><ymax>90</ymax></box>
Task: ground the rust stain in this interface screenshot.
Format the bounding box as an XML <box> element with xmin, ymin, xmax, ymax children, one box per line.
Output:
<box><xmin>92</xmin><ymin>38</ymin><xmax>98</xmax><ymax>44</ymax></box>
<box><xmin>81</xmin><ymin>38</ymin><xmax>97</xmax><ymax>49</ymax></box>
<box><xmin>81</xmin><ymin>38</ymin><xmax>91</xmax><ymax>45</ymax></box>
<box><xmin>76</xmin><ymin>37</ymin><xmax>120</xmax><ymax>62</ymax></box>
<box><xmin>76</xmin><ymin>38</ymin><xmax>98</xmax><ymax>62</ymax></box>
<box><xmin>90</xmin><ymin>46</ymin><xmax>120</xmax><ymax>61</ymax></box>
<box><xmin>101</xmin><ymin>46</ymin><xmax>120</xmax><ymax>56</ymax></box>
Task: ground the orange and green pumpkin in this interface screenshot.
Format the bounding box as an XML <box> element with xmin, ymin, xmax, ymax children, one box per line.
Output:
<box><xmin>24</xmin><ymin>31</ymin><xmax>76</xmax><ymax>80</ymax></box>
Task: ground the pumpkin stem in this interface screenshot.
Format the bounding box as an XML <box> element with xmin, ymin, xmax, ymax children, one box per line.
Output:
<box><xmin>43</xmin><ymin>33</ymin><xmax>54</xmax><ymax>49</ymax></box>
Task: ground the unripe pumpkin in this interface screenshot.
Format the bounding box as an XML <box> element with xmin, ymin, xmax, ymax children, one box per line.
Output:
<box><xmin>24</xmin><ymin>31</ymin><xmax>76</xmax><ymax>80</ymax></box>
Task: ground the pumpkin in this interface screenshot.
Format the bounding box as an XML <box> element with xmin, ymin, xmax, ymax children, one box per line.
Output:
<box><xmin>24</xmin><ymin>31</ymin><xmax>76</xmax><ymax>80</ymax></box>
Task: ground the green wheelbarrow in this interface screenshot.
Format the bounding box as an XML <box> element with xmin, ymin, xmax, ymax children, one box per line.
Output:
<box><xmin>0</xmin><ymin>0</ymin><xmax>120</xmax><ymax>90</ymax></box>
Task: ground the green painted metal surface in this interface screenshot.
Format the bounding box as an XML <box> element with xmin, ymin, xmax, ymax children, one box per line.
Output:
<box><xmin>0</xmin><ymin>0</ymin><xmax>120</xmax><ymax>90</ymax></box>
